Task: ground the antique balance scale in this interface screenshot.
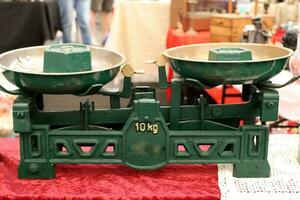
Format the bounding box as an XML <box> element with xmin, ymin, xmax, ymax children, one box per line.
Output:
<box><xmin>0</xmin><ymin>43</ymin><xmax>297</xmax><ymax>179</ymax></box>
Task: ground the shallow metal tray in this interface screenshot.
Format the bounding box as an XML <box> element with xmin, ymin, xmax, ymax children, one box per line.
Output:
<box><xmin>163</xmin><ymin>43</ymin><xmax>293</xmax><ymax>86</ymax></box>
<box><xmin>0</xmin><ymin>46</ymin><xmax>125</xmax><ymax>94</ymax></box>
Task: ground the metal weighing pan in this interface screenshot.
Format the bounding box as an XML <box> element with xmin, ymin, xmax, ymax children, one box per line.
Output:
<box><xmin>163</xmin><ymin>43</ymin><xmax>294</xmax><ymax>86</ymax></box>
<box><xmin>0</xmin><ymin>46</ymin><xmax>125</xmax><ymax>94</ymax></box>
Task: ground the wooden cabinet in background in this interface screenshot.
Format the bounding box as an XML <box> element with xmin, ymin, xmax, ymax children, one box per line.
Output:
<box><xmin>170</xmin><ymin>0</ymin><xmax>236</xmax><ymax>31</ymax></box>
<box><xmin>261</xmin><ymin>15</ymin><xmax>275</xmax><ymax>30</ymax></box>
<box><xmin>210</xmin><ymin>14</ymin><xmax>252</xmax><ymax>42</ymax></box>
<box><xmin>210</xmin><ymin>14</ymin><xmax>275</xmax><ymax>42</ymax></box>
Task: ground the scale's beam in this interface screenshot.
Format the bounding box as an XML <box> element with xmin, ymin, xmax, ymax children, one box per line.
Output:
<box><xmin>29</xmin><ymin>87</ymin><xmax>277</xmax><ymax>128</ymax></box>
<box><xmin>31</xmin><ymin>102</ymin><xmax>260</xmax><ymax>126</ymax></box>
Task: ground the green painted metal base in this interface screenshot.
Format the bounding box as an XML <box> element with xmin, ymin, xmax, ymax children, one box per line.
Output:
<box><xmin>18</xmin><ymin>162</ymin><xmax>55</xmax><ymax>179</ymax></box>
<box><xmin>13</xmin><ymin>82</ymin><xmax>278</xmax><ymax>179</ymax></box>
<box><xmin>17</xmin><ymin>124</ymin><xmax>271</xmax><ymax>179</ymax></box>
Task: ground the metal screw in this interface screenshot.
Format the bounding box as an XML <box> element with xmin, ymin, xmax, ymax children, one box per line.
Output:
<box><xmin>17</xmin><ymin>112</ymin><xmax>24</xmax><ymax>119</ymax></box>
<box><xmin>29</xmin><ymin>163</ymin><xmax>39</xmax><ymax>174</ymax></box>
<box><xmin>266</xmin><ymin>102</ymin><xmax>273</xmax><ymax>109</ymax></box>
<box><xmin>152</xmin><ymin>145</ymin><xmax>161</xmax><ymax>155</ymax></box>
<box><xmin>212</xmin><ymin>107</ymin><xmax>223</xmax><ymax>117</ymax></box>
<box><xmin>144</xmin><ymin>116</ymin><xmax>149</xmax><ymax>122</ymax></box>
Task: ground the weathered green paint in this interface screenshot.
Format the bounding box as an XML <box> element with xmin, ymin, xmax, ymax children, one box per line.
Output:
<box><xmin>169</xmin><ymin>58</ymin><xmax>289</xmax><ymax>86</ymax></box>
<box><xmin>14</xmin><ymin>83</ymin><xmax>276</xmax><ymax>179</ymax></box>
<box><xmin>208</xmin><ymin>47</ymin><xmax>252</xmax><ymax>61</ymax></box>
<box><xmin>43</xmin><ymin>43</ymin><xmax>92</xmax><ymax>73</ymax></box>
<box><xmin>2</xmin><ymin>67</ymin><xmax>120</xmax><ymax>94</ymax></box>
<box><xmin>0</xmin><ymin>44</ymin><xmax>125</xmax><ymax>95</ymax></box>
<box><xmin>163</xmin><ymin>43</ymin><xmax>293</xmax><ymax>86</ymax></box>
<box><xmin>2</xmin><ymin>44</ymin><xmax>288</xmax><ymax>179</ymax></box>
<box><xmin>170</xmin><ymin>79</ymin><xmax>182</xmax><ymax>129</ymax></box>
<box><xmin>123</xmin><ymin>99</ymin><xmax>168</xmax><ymax>169</ymax></box>
<box><xmin>260</xmin><ymin>88</ymin><xmax>279</xmax><ymax>121</ymax></box>
<box><xmin>158</xmin><ymin>66</ymin><xmax>169</xmax><ymax>89</ymax></box>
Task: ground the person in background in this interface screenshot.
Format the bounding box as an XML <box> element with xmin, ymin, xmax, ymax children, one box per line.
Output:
<box><xmin>242</xmin><ymin>17</ymin><xmax>270</xmax><ymax>44</ymax></box>
<box><xmin>90</xmin><ymin>0</ymin><xmax>114</xmax><ymax>45</ymax></box>
<box><xmin>57</xmin><ymin>0</ymin><xmax>92</xmax><ymax>45</ymax></box>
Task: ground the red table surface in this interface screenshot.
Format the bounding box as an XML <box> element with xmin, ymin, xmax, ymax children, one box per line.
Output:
<box><xmin>0</xmin><ymin>138</ymin><xmax>220</xmax><ymax>200</ymax></box>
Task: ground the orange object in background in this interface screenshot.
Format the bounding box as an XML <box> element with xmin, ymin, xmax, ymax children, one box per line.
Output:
<box><xmin>206</xmin><ymin>86</ymin><xmax>242</xmax><ymax>104</ymax></box>
<box><xmin>166</xmin><ymin>28</ymin><xmax>210</xmax><ymax>49</ymax></box>
<box><xmin>181</xmin><ymin>16</ymin><xmax>211</xmax><ymax>32</ymax></box>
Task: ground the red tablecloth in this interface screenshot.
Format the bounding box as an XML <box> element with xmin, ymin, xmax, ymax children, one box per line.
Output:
<box><xmin>0</xmin><ymin>138</ymin><xmax>220</xmax><ymax>200</ymax></box>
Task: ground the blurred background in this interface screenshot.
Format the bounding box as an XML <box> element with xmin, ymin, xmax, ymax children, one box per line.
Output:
<box><xmin>0</xmin><ymin>0</ymin><xmax>300</xmax><ymax>137</ymax></box>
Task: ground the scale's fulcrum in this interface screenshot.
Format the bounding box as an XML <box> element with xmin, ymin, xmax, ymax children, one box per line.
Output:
<box><xmin>0</xmin><ymin>43</ymin><xmax>296</xmax><ymax>179</ymax></box>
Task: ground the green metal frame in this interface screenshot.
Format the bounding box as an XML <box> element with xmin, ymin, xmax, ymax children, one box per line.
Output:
<box><xmin>14</xmin><ymin>77</ymin><xmax>278</xmax><ymax>178</ymax></box>
<box><xmin>1</xmin><ymin>43</ymin><xmax>295</xmax><ymax>179</ymax></box>
<box><xmin>5</xmin><ymin>48</ymin><xmax>281</xmax><ymax>179</ymax></box>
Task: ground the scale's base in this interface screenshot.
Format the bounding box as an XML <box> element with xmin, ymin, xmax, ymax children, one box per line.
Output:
<box><xmin>17</xmin><ymin>124</ymin><xmax>271</xmax><ymax>179</ymax></box>
<box><xmin>19</xmin><ymin>161</ymin><xmax>55</xmax><ymax>179</ymax></box>
<box><xmin>13</xmin><ymin>83</ymin><xmax>278</xmax><ymax>179</ymax></box>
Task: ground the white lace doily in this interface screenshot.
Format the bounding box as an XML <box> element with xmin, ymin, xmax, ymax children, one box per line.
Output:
<box><xmin>218</xmin><ymin>134</ymin><xmax>300</xmax><ymax>200</ymax></box>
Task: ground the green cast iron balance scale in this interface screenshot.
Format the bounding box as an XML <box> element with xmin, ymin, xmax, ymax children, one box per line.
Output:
<box><xmin>0</xmin><ymin>43</ymin><xmax>297</xmax><ymax>179</ymax></box>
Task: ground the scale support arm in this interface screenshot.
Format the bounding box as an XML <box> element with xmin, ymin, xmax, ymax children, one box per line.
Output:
<box><xmin>99</xmin><ymin>64</ymin><xmax>143</xmax><ymax>98</ymax></box>
<box><xmin>146</xmin><ymin>55</ymin><xmax>170</xmax><ymax>89</ymax></box>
